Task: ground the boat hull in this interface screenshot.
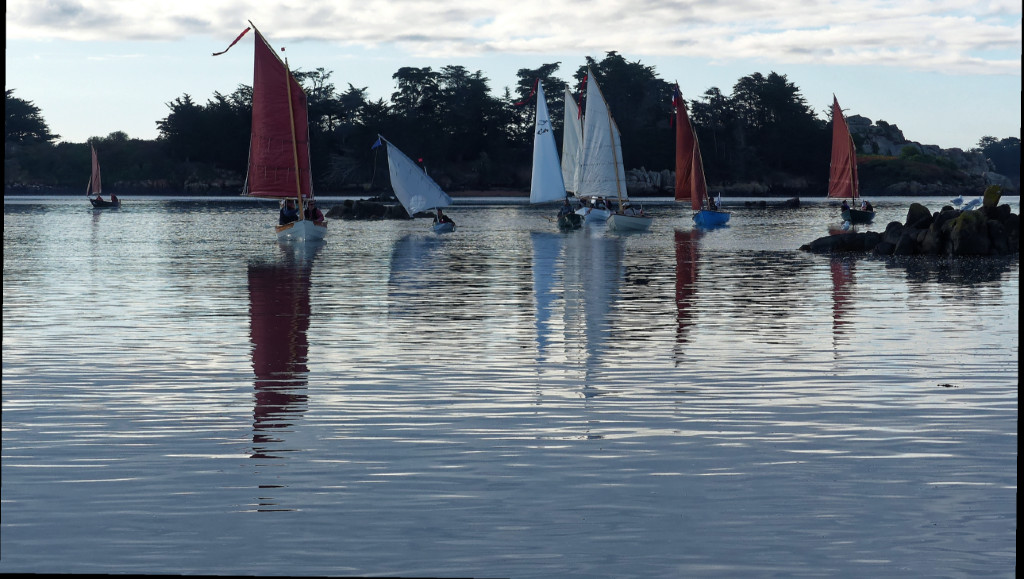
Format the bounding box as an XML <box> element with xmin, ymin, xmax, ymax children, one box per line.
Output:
<box><xmin>89</xmin><ymin>198</ymin><xmax>121</xmax><ymax>209</ymax></box>
<box><xmin>576</xmin><ymin>207</ymin><xmax>611</xmax><ymax>223</ymax></box>
<box><xmin>841</xmin><ymin>209</ymin><xmax>874</xmax><ymax>224</ymax></box>
<box><xmin>276</xmin><ymin>219</ymin><xmax>327</xmax><ymax>242</ymax></box>
<box><xmin>557</xmin><ymin>212</ymin><xmax>583</xmax><ymax>230</ymax></box>
<box><xmin>607</xmin><ymin>213</ymin><xmax>652</xmax><ymax>232</ymax></box>
<box><xmin>433</xmin><ymin>222</ymin><xmax>456</xmax><ymax>234</ymax></box>
<box><xmin>693</xmin><ymin>210</ymin><xmax>730</xmax><ymax>228</ymax></box>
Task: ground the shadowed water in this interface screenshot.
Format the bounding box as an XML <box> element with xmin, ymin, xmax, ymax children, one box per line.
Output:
<box><xmin>2</xmin><ymin>196</ymin><xmax>1017</xmax><ymax>577</ymax></box>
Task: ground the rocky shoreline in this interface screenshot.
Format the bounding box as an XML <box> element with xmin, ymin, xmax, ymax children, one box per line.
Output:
<box><xmin>800</xmin><ymin>186</ymin><xmax>1019</xmax><ymax>257</ymax></box>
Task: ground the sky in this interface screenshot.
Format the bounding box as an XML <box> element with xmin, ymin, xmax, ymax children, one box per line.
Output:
<box><xmin>6</xmin><ymin>0</ymin><xmax>1021</xmax><ymax>150</ymax></box>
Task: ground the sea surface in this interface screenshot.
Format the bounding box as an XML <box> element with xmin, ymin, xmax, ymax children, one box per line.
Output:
<box><xmin>2</xmin><ymin>195</ymin><xmax>1018</xmax><ymax>577</ymax></box>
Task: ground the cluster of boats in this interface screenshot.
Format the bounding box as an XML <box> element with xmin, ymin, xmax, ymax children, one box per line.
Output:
<box><xmin>89</xmin><ymin>23</ymin><xmax>906</xmax><ymax>241</ymax></box>
<box><xmin>224</xmin><ymin>23</ymin><xmax>728</xmax><ymax>241</ymax></box>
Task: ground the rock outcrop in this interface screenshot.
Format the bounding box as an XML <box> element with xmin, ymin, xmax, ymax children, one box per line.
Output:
<box><xmin>848</xmin><ymin>115</ymin><xmax>1013</xmax><ymax>188</ymax></box>
<box><xmin>801</xmin><ymin>186</ymin><xmax>1019</xmax><ymax>257</ymax></box>
<box><xmin>324</xmin><ymin>197</ymin><xmax>413</xmax><ymax>220</ymax></box>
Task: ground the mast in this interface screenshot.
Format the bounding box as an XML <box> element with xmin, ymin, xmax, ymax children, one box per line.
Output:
<box><xmin>281</xmin><ymin>48</ymin><xmax>305</xmax><ymax>219</ymax></box>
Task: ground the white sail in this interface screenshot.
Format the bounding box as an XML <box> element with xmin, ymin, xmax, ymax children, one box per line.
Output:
<box><xmin>561</xmin><ymin>87</ymin><xmax>583</xmax><ymax>194</ymax></box>
<box><xmin>578</xmin><ymin>70</ymin><xmax>628</xmax><ymax>203</ymax></box>
<box><xmin>530</xmin><ymin>82</ymin><xmax>567</xmax><ymax>205</ymax></box>
<box><xmin>384</xmin><ymin>139</ymin><xmax>453</xmax><ymax>216</ymax></box>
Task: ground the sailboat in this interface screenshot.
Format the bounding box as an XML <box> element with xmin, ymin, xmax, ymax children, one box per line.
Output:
<box><xmin>568</xmin><ymin>72</ymin><xmax>611</xmax><ymax>225</ymax></box>
<box><xmin>221</xmin><ymin>23</ymin><xmax>326</xmax><ymax>241</ymax></box>
<box><xmin>828</xmin><ymin>95</ymin><xmax>873</xmax><ymax>224</ymax></box>
<box><xmin>674</xmin><ymin>85</ymin><xmax>727</xmax><ymax>228</ymax></box>
<box><xmin>377</xmin><ymin>135</ymin><xmax>456</xmax><ymax>233</ymax></box>
<box><xmin>86</xmin><ymin>145</ymin><xmax>120</xmax><ymax>208</ymax></box>
<box><xmin>578</xmin><ymin>69</ymin><xmax>652</xmax><ymax>232</ymax></box>
<box><xmin>529</xmin><ymin>80</ymin><xmax>580</xmax><ymax>230</ymax></box>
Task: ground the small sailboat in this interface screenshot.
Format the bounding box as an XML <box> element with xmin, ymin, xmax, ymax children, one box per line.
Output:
<box><xmin>220</xmin><ymin>23</ymin><xmax>326</xmax><ymax>242</ymax></box>
<box><xmin>528</xmin><ymin>80</ymin><xmax>579</xmax><ymax>230</ymax></box>
<box><xmin>579</xmin><ymin>69</ymin><xmax>651</xmax><ymax>232</ymax></box>
<box><xmin>674</xmin><ymin>84</ymin><xmax>727</xmax><ymax>228</ymax></box>
<box><xmin>828</xmin><ymin>95</ymin><xmax>874</xmax><ymax>224</ymax></box>
<box><xmin>568</xmin><ymin>73</ymin><xmax>610</xmax><ymax>225</ymax></box>
<box><xmin>561</xmin><ymin>83</ymin><xmax>593</xmax><ymax>226</ymax></box>
<box><xmin>377</xmin><ymin>135</ymin><xmax>456</xmax><ymax>233</ymax></box>
<box><xmin>86</xmin><ymin>145</ymin><xmax>120</xmax><ymax>209</ymax></box>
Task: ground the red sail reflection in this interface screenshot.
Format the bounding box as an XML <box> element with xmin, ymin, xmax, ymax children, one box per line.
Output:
<box><xmin>674</xmin><ymin>229</ymin><xmax>702</xmax><ymax>356</ymax></box>
<box><xmin>248</xmin><ymin>258</ymin><xmax>312</xmax><ymax>459</ymax></box>
<box><xmin>829</xmin><ymin>255</ymin><xmax>855</xmax><ymax>350</ymax></box>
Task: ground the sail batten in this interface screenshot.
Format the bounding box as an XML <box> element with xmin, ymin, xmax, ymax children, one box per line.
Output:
<box><xmin>245</xmin><ymin>27</ymin><xmax>312</xmax><ymax>200</ymax></box>
<box><xmin>530</xmin><ymin>82</ymin><xmax>567</xmax><ymax>204</ymax></box>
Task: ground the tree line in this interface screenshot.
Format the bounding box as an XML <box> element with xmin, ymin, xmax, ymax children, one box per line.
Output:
<box><xmin>4</xmin><ymin>52</ymin><xmax>1020</xmax><ymax>195</ymax></box>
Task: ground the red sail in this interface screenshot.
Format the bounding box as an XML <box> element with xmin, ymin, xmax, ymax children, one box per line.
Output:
<box><xmin>673</xmin><ymin>86</ymin><xmax>708</xmax><ymax>211</ymax></box>
<box><xmin>827</xmin><ymin>95</ymin><xmax>859</xmax><ymax>200</ymax></box>
<box><xmin>87</xmin><ymin>145</ymin><xmax>102</xmax><ymax>196</ymax></box>
<box><xmin>247</xmin><ymin>29</ymin><xmax>312</xmax><ymax>199</ymax></box>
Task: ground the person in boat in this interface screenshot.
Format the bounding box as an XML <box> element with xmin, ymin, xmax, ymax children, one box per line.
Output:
<box><xmin>558</xmin><ymin>197</ymin><xmax>574</xmax><ymax>217</ymax></box>
<box><xmin>304</xmin><ymin>199</ymin><xmax>324</xmax><ymax>223</ymax></box>
<box><xmin>94</xmin><ymin>195</ymin><xmax>104</xmax><ymax>202</ymax></box>
<box><xmin>110</xmin><ymin>194</ymin><xmax>119</xmax><ymax>204</ymax></box>
<box><xmin>841</xmin><ymin>200</ymin><xmax>850</xmax><ymax>213</ymax></box>
<box><xmin>714</xmin><ymin>193</ymin><xmax>722</xmax><ymax>211</ymax></box>
<box><xmin>434</xmin><ymin>208</ymin><xmax>454</xmax><ymax>225</ymax></box>
<box><xmin>860</xmin><ymin>200</ymin><xmax>873</xmax><ymax>212</ymax></box>
<box><xmin>622</xmin><ymin>202</ymin><xmax>639</xmax><ymax>216</ymax></box>
<box><xmin>280</xmin><ymin>199</ymin><xmax>299</xmax><ymax>224</ymax></box>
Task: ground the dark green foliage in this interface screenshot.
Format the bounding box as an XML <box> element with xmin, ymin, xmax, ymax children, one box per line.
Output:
<box><xmin>5</xmin><ymin>89</ymin><xmax>59</xmax><ymax>145</ymax></box>
<box><xmin>976</xmin><ymin>136</ymin><xmax>1020</xmax><ymax>185</ymax></box>
<box><xmin>3</xmin><ymin>57</ymin><xmax>1014</xmax><ymax>195</ymax></box>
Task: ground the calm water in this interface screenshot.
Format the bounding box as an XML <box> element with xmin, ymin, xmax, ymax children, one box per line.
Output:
<box><xmin>2</xmin><ymin>196</ymin><xmax>1018</xmax><ymax>577</ymax></box>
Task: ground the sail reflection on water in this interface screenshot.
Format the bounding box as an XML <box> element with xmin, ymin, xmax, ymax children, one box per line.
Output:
<box><xmin>829</xmin><ymin>254</ymin><xmax>855</xmax><ymax>356</ymax></box>
<box><xmin>674</xmin><ymin>228</ymin><xmax>702</xmax><ymax>363</ymax></box>
<box><xmin>530</xmin><ymin>230</ymin><xmax>623</xmax><ymax>390</ymax></box>
<box><xmin>386</xmin><ymin>233</ymin><xmax>448</xmax><ymax>324</ymax></box>
<box><xmin>247</xmin><ymin>242</ymin><xmax>322</xmax><ymax>461</ymax></box>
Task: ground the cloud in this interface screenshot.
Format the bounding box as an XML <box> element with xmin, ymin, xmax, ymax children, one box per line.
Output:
<box><xmin>6</xmin><ymin>0</ymin><xmax>1021</xmax><ymax>75</ymax></box>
